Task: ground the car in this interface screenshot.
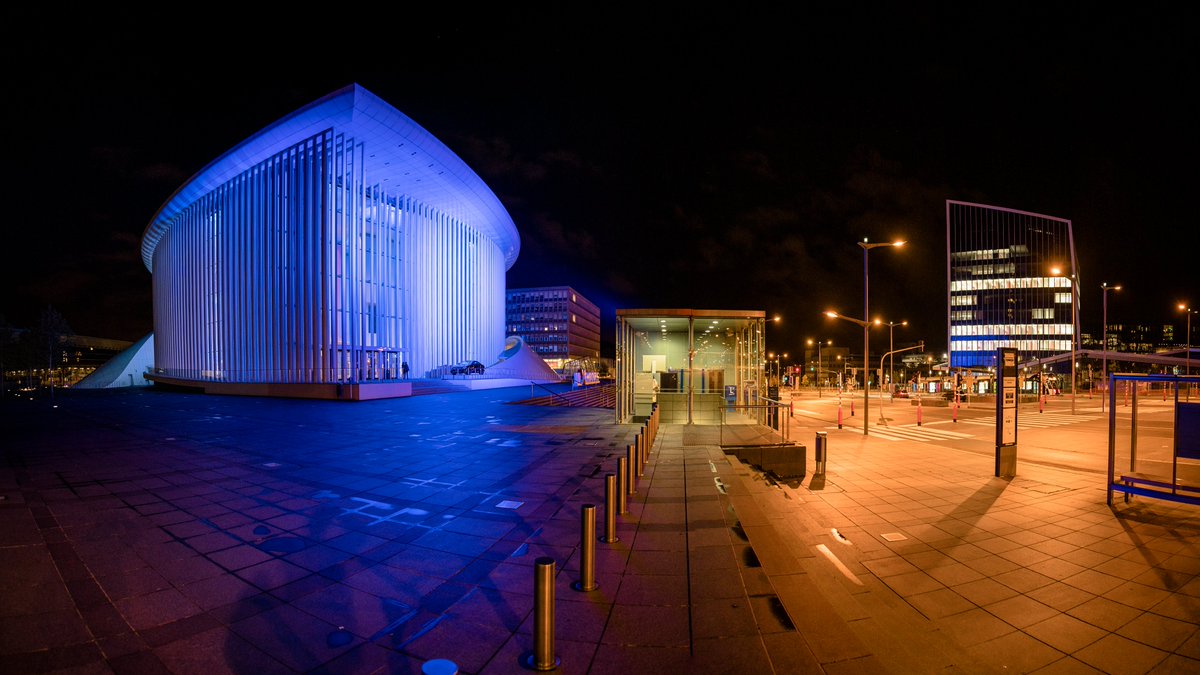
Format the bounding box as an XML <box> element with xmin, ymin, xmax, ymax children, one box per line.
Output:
<box><xmin>450</xmin><ymin>360</ymin><xmax>485</xmax><ymax>375</ymax></box>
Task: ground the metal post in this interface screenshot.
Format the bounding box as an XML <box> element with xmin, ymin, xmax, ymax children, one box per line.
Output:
<box><xmin>616</xmin><ymin>458</ymin><xmax>628</xmax><ymax>514</ymax></box>
<box><xmin>815</xmin><ymin>431</ymin><xmax>827</xmax><ymax>474</ymax></box>
<box><xmin>602</xmin><ymin>474</ymin><xmax>620</xmax><ymax>541</ymax></box>
<box><xmin>1071</xmin><ymin>276</ymin><xmax>1077</xmax><ymax>415</ymax></box>
<box><xmin>526</xmin><ymin>557</ymin><xmax>559</xmax><ymax>671</ymax></box>
<box><xmin>626</xmin><ymin>444</ymin><xmax>637</xmax><ymax>494</ymax></box>
<box><xmin>636</xmin><ymin>435</ymin><xmax>645</xmax><ymax>477</ymax></box>
<box><xmin>574</xmin><ymin>505</ymin><xmax>597</xmax><ymax>592</ymax></box>
<box><xmin>863</xmin><ymin>244</ymin><xmax>870</xmax><ymax>436</ymax></box>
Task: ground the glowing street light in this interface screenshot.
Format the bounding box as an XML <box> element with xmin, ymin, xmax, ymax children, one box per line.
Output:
<box><xmin>1181</xmin><ymin>304</ymin><xmax>1197</xmax><ymax>402</ymax></box>
<box><xmin>1180</xmin><ymin>303</ymin><xmax>1196</xmax><ymax>377</ymax></box>
<box><xmin>1051</xmin><ymin>265</ymin><xmax>1078</xmax><ymax>414</ymax></box>
<box><xmin>846</xmin><ymin>238</ymin><xmax>904</xmax><ymax>436</ymax></box>
<box><xmin>807</xmin><ymin>338</ymin><xmax>832</xmax><ymax>397</ymax></box>
<box><xmin>1101</xmin><ymin>282</ymin><xmax>1122</xmax><ymax>412</ymax></box>
<box><xmin>826</xmin><ymin>309</ymin><xmax>877</xmax><ymax>434</ymax></box>
<box><xmin>875</xmin><ymin>318</ymin><xmax>907</xmax><ymax>399</ymax></box>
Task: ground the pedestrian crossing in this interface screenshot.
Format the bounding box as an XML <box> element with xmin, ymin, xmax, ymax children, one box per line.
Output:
<box><xmin>835</xmin><ymin>423</ymin><xmax>976</xmax><ymax>442</ymax></box>
<box><xmin>822</xmin><ymin>410</ymin><xmax>1104</xmax><ymax>442</ymax></box>
<box><xmin>961</xmin><ymin>411</ymin><xmax>1102</xmax><ymax>429</ymax></box>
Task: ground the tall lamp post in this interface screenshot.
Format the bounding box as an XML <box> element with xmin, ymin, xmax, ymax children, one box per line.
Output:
<box><xmin>826</xmin><ymin>310</ymin><xmax>875</xmax><ymax>435</ymax></box>
<box><xmin>808</xmin><ymin>338</ymin><xmax>831</xmax><ymax>397</ymax></box>
<box><xmin>1051</xmin><ymin>266</ymin><xmax>1078</xmax><ymax>415</ymax></box>
<box><xmin>856</xmin><ymin>238</ymin><xmax>905</xmax><ymax>436</ymax></box>
<box><xmin>1180</xmin><ymin>304</ymin><xmax>1196</xmax><ymax>377</ymax></box>
<box><xmin>1181</xmin><ymin>304</ymin><xmax>1196</xmax><ymax>402</ymax></box>
<box><xmin>1101</xmin><ymin>282</ymin><xmax>1122</xmax><ymax>412</ymax></box>
<box><xmin>875</xmin><ymin>318</ymin><xmax>907</xmax><ymax>398</ymax></box>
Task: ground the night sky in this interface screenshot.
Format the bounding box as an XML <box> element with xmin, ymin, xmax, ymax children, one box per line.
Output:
<box><xmin>6</xmin><ymin>7</ymin><xmax>1195</xmax><ymax>360</ymax></box>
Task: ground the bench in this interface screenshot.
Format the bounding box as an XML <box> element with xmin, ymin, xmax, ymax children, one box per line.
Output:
<box><xmin>1113</xmin><ymin>472</ymin><xmax>1200</xmax><ymax>506</ymax></box>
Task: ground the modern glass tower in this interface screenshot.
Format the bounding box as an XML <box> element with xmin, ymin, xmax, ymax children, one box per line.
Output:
<box><xmin>141</xmin><ymin>85</ymin><xmax>519</xmax><ymax>393</ymax></box>
<box><xmin>946</xmin><ymin>200</ymin><xmax>1078</xmax><ymax>370</ymax></box>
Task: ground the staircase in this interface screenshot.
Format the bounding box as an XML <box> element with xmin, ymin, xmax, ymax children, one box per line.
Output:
<box><xmin>408</xmin><ymin>378</ymin><xmax>469</xmax><ymax>396</ymax></box>
<box><xmin>515</xmin><ymin>383</ymin><xmax>615</xmax><ymax>408</ymax></box>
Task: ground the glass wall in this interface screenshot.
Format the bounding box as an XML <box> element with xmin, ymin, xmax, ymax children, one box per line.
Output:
<box><xmin>615</xmin><ymin>309</ymin><xmax>765</xmax><ymax>423</ymax></box>
<box><xmin>946</xmin><ymin>201</ymin><xmax>1077</xmax><ymax>370</ymax></box>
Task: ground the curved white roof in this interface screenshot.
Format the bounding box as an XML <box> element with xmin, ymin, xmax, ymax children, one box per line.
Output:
<box><xmin>140</xmin><ymin>84</ymin><xmax>519</xmax><ymax>271</ymax></box>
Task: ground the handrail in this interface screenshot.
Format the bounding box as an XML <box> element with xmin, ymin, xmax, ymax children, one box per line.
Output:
<box><xmin>529</xmin><ymin>381</ymin><xmax>577</xmax><ymax>406</ymax></box>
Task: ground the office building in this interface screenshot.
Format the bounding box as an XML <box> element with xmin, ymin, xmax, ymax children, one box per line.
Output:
<box><xmin>946</xmin><ymin>200</ymin><xmax>1078</xmax><ymax>370</ymax></box>
<box><xmin>505</xmin><ymin>286</ymin><xmax>600</xmax><ymax>370</ymax></box>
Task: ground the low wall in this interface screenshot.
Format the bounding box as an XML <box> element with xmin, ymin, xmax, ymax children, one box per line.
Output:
<box><xmin>147</xmin><ymin>374</ymin><xmax>412</xmax><ymax>401</ymax></box>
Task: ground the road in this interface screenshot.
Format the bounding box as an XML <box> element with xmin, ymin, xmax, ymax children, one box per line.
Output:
<box><xmin>778</xmin><ymin>387</ymin><xmax>1184</xmax><ymax>479</ymax></box>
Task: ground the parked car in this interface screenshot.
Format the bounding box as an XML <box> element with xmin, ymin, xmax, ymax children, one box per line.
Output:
<box><xmin>450</xmin><ymin>360</ymin><xmax>485</xmax><ymax>375</ymax></box>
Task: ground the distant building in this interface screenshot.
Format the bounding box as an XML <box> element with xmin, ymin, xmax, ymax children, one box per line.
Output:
<box><xmin>946</xmin><ymin>201</ymin><xmax>1078</xmax><ymax>370</ymax></box>
<box><xmin>505</xmin><ymin>286</ymin><xmax>600</xmax><ymax>370</ymax></box>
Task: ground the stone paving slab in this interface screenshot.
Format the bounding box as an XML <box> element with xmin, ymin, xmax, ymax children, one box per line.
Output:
<box><xmin>1</xmin><ymin>387</ymin><xmax>1198</xmax><ymax>674</ymax></box>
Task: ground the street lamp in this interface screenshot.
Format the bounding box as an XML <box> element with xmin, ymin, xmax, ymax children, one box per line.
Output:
<box><xmin>1101</xmin><ymin>282</ymin><xmax>1122</xmax><ymax>412</ymax></box>
<box><xmin>826</xmin><ymin>309</ymin><xmax>877</xmax><ymax>434</ymax></box>
<box><xmin>1180</xmin><ymin>303</ymin><xmax>1196</xmax><ymax>377</ymax></box>
<box><xmin>766</xmin><ymin>315</ymin><xmax>782</xmax><ymax>386</ymax></box>
<box><xmin>854</xmin><ymin>238</ymin><xmax>905</xmax><ymax>436</ymax></box>
<box><xmin>807</xmin><ymin>338</ymin><xmax>832</xmax><ymax>397</ymax></box>
<box><xmin>875</xmin><ymin>318</ymin><xmax>907</xmax><ymax>398</ymax></box>
<box><xmin>1051</xmin><ymin>266</ymin><xmax>1078</xmax><ymax>414</ymax></box>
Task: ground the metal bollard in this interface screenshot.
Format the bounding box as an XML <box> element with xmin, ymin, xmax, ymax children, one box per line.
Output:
<box><xmin>636</xmin><ymin>435</ymin><xmax>645</xmax><ymax>477</ymax></box>
<box><xmin>616</xmin><ymin>457</ymin><xmax>628</xmax><ymax>514</ymax></box>
<box><xmin>602</xmin><ymin>474</ymin><xmax>620</xmax><ymax>540</ymax></box>
<box><xmin>814</xmin><ymin>431</ymin><xmax>828</xmax><ymax>475</ymax></box>
<box><xmin>626</xmin><ymin>445</ymin><xmax>637</xmax><ymax>494</ymax></box>
<box><xmin>525</xmin><ymin>557</ymin><xmax>559</xmax><ymax>671</ymax></box>
<box><xmin>573</xmin><ymin>504</ymin><xmax>598</xmax><ymax>591</ymax></box>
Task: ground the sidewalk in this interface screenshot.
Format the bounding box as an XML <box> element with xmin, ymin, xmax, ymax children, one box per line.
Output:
<box><xmin>1</xmin><ymin>387</ymin><xmax>1197</xmax><ymax>673</ymax></box>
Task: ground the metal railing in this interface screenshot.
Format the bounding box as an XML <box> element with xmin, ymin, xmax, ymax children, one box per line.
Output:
<box><xmin>719</xmin><ymin>399</ymin><xmax>790</xmax><ymax>445</ymax></box>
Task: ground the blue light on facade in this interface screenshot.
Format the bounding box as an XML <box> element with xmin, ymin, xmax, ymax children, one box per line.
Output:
<box><xmin>142</xmin><ymin>85</ymin><xmax>519</xmax><ymax>385</ymax></box>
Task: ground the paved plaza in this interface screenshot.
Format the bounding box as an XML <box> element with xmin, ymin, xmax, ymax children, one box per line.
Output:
<box><xmin>1</xmin><ymin>385</ymin><xmax>1197</xmax><ymax>673</ymax></box>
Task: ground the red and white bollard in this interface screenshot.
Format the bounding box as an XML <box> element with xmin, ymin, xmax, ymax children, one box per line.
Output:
<box><xmin>838</xmin><ymin>401</ymin><xmax>843</xmax><ymax>429</ymax></box>
<box><xmin>917</xmin><ymin>398</ymin><xmax>923</xmax><ymax>426</ymax></box>
<box><xmin>850</xmin><ymin>400</ymin><xmax>855</xmax><ymax>417</ymax></box>
<box><xmin>1039</xmin><ymin>393</ymin><xmax>1045</xmax><ymax>413</ymax></box>
<box><xmin>952</xmin><ymin>396</ymin><xmax>958</xmax><ymax>423</ymax></box>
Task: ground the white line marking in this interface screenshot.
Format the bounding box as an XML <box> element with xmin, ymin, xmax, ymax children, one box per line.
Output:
<box><xmin>816</xmin><ymin>544</ymin><xmax>863</xmax><ymax>585</ymax></box>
